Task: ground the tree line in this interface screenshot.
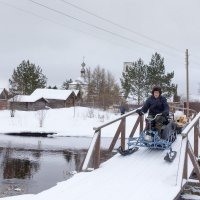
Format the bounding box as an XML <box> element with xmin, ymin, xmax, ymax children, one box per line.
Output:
<box><xmin>8</xmin><ymin>52</ymin><xmax>177</xmax><ymax>108</ymax></box>
<box><xmin>121</xmin><ymin>52</ymin><xmax>176</xmax><ymax>105</ymax></box>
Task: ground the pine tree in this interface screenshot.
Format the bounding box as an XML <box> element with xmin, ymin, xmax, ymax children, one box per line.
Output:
<box><xmin>121</xmin><ymin>58</ymin><xmax>148</xmax><ymax>105</ymax></box>
<box><xmin>9</xmin><ymin>60</ymin><xmax>47</xmax><ymax>95</ymax></box>
<box><xmin>146</xmin><ymin>52</ymin><xmax>176</xmax><ymax>98</ymax></box>
<box><xmin>121</xmin><ymin>53</ymin><xmax>176</xmax><ymax>104</ymax></box>
<box><xmin>48</xmin><ymin>85</ymin><xmax>58</xmax><ymax>89</ymax></box>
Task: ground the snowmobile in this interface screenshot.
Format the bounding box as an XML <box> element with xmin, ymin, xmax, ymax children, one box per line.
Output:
<box><xmin>118</xmin><ymin>113</ymin><xmax>177</xmax><ymax>162</ymax></box>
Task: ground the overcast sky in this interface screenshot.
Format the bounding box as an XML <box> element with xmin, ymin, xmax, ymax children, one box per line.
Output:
<box><xmin>0</xmin><ymin>0</ymin><xmax>200</xmax><ymax>96</ymax></box>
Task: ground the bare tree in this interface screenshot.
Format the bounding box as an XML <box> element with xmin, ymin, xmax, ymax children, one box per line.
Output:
<box><xmin>85</xmin><ymin>66</ymin><xmax>120</xmax><ymax>109</ymax></box>
<box><xmin>37</xmin><ymin>109</ymin><xmax>47</xmax><ymax>128</ymax></box>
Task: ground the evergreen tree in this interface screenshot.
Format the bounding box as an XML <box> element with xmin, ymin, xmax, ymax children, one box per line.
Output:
<box><xmin>48</xmin><ymin>85</ymin><xmax>58</xmax><ymax>89</ymax></box>
<box><xmin>121</xmin><ymin>53</ymin><xmax>176</xmax><ymax>104</ymax></box>
<box><xmin>9</xmin><ymin>60</ymin><xmax>47</xmax><ymax>95</ymax></box>
<box><xmin>121</xmin><ymin>58</ymin><xmax>148</xmax><ymax>105</ymax></box>
<box><xmin>146</xmin><ymin>52</ymin><xmax>176</xmax><ymax>98</ymax></box>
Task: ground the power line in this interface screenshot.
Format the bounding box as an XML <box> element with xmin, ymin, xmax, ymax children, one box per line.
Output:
<box><xmin>0</xmin><ymin>0</ymin><xmax>162</xmax><ymax>62</ymax></box>
<box><xmin>0</xmin><ymin>0</ymin><xmax>128</xmax><ymax>49</ymax></box>
<box><xmin>28</xmin><ymin>0</ymin><xmax>168</xmax><ymax>52</ymax></box>
<box><xmin>60</xmin><ymin>0</ymin><xmax>200</xmax><ymax>66</ymax></box>
<box><xmin>1</xmin><ymin>0</ymin><xmax>199</xmax><ymax>66</ymax></box>
<box><xmin>60</xmin><ymin>0</ymin><xmax>183</xmax><ymax>55</ymax></box>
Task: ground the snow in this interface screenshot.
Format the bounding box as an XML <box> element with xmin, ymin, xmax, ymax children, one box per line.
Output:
<box><xmin>181</xmin><ymin>194</ymin><xmax>200</xmax><ymax>200</ymax></box>
<box><xmin>0</xmin><ymin>107</ymin><xmax>137</xmax><ymax>138</ymax></box>
<box><xmin>0</xmin><ymin>107</ymin><xmax>194</xmax><ymax>200</ymax></box>
<box><xmin>31</xmin><ymin>88</ymin><xmax>74</xmax><ymax>100</ymax></box>
<box><xmin>8</xmin><ymin>95</ymin><xmax>48</xmax><ymax>103</ymax></box>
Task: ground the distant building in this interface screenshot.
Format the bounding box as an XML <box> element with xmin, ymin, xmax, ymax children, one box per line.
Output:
<box><xmin>9</xmin><ymin>95</ymin><xmax>48</xmax><ymax>111</ymax></box>
<box><xmin>68</xmin><ymin>60</ymin><xmax>88</xmax><ymax>99</ymax></box>
<box><xmin>0</xmin><ymin>88</ymin><xmax>9</xmax><ymax>110</ymax></box>
<box><xmin>123</xmin><ymin>62</ymin><xmax>134</xmax><ymax>71</ymax></box>
<box><xmin>31</xmin><ymin>89</ymin><xmax>77</xmax><ymax>109</ymax></box>
<box><xmin>9</xmin><ymin>89</ymin><xmax>79</xmax><ymax>111</ymax></box>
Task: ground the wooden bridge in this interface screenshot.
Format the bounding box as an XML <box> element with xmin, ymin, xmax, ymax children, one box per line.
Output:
<box><xmin>81</xmin><ymin>107</ymin><xmax>200</xmax><ymax>199</ymax></box>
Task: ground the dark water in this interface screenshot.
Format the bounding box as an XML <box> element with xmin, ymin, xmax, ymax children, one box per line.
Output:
<box><xmin>0</xmin><ymin>135</ymin><xmax>116</xmax><ymax>198</ymax></box>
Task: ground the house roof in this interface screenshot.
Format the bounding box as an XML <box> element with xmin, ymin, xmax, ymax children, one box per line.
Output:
<box><xmin>9</xmin><ymin>95</ymin><xmax>48</xmax><ymax>103</ymax></box>
<box><xmin>31</xmin><ymin>89</ymin><xmax>75</xmax><ymax>100</ymax></box>
<box><xmin>0</xmin><ymin>88</ymin><xmax>8</xmax><ymax>94</ymax></box>
<box><xmin>69</xmin><ymin>76</ymin><xmax>87</xmax><ymax>85</ymax></box>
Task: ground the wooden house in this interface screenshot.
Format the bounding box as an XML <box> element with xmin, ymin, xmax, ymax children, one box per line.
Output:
<box><xmin>31</xmin><ymin>89</ymin><xmax>77</xmax><ymax>108</ymax></box>
<box><xmin>9</xmin><ymin>95</ymin><xmax>48</xmax><ymax>111</ymax></box>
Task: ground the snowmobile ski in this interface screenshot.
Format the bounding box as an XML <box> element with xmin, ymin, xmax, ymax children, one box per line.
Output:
<box><xmin>164</xmin><ymin>148</ymin><xmax>177</xmax><ymax>162</ymax></box>
<box><xmin>117</xmin><ymin>146</ymin><xmax>139</xmax><ymax>156</ymax></box>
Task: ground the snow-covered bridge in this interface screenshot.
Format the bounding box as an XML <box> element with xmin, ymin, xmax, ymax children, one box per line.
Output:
<box><xmin>3</xmin><ymin>109</ymin><xmax>200</xmax><ymax>200</ymax></box>
<box><xmin>80</xmin><ymin>109</ymin><xmax>200</xmax><ymax>200</ymax></box>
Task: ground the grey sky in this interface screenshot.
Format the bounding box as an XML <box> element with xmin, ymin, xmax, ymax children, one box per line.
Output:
<box><xmin>0</xmin><ymin>0</ymin><xmax>200</xmax><ymax>96</ymax></box>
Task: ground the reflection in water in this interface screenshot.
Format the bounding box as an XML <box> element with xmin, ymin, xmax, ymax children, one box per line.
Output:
<box><xmin>1</xmin><ymin>148</ymin><xmax>40</xmax><ymax>179</ymax></box>
<box><xmin>2</xmin><ymin>158</ymin><xmax>39</xmax><ymax>179</ymax></box>
<box><xmin>0</xmin><ymin>146</ymin><xmax>115</xmax><ymax>198</ymax></box>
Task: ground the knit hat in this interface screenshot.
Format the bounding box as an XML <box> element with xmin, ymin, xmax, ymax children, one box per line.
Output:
<box><xmin>151</xmin><ymin>86</ymin><xmax>162</xmax><ymax>95</ymax></box>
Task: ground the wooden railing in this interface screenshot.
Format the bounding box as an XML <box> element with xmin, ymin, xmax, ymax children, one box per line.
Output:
<box><xmin>178</xmin><ymin>112</ymin><xmax>200</xmax><ymax>185</ymax></box>
<box><xmin>81</xmin><ymin>106</ymin><xmax>199</xmax><ymax>175</ymax></box>
<box><xmin>81</xmin><ymin>108</ymin><xmax>143</xmax><ymax>171</ymax></box>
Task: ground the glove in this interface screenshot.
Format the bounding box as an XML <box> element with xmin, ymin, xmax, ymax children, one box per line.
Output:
<box><xmin>136</xmin><ymin>109</ymin><xmax>143</xmax><ymax>116</ymax></box>
<box><xmin>162</xmin><ymin>111</ymin><xmax>168</xmax><ymax>117</ymax></box>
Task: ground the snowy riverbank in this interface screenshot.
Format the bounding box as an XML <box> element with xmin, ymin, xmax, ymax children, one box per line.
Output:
<box><xmin>0</xmin><ymin>107</ymin><xmax>137</xmax><ymax>138</ymax></box>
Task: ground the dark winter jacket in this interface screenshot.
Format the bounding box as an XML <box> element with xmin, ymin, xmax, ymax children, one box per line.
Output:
<box><xmin>140</xmin><ymin>95</ymin><xmax>169</xmax><ymax>116</ymax></box>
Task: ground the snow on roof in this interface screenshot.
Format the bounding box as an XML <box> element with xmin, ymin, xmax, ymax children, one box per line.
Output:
<box><xmin>73</xmin><ymin>90</ymin><xmax>80</xmax><ymax>96</ymax></box>
<box><xmin>31</xmin><ymin>89</ymin><xmax>75</xmax><ymax>100</ymax></box>
<box><xmin>69</xmin><ymin>77</ymin><xmax>87</xmax><ymax>85</ymax></box>
<box><xmin>8</xmin><ymin>95</ymin><xmax>48</xmax><ymax>103</ymax></box>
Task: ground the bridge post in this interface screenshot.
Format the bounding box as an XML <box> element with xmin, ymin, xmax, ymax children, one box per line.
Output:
<box><xmin>187</xmin><ymin>141</ymin><xmax>200</xmax><ymax>181</ymax></box>
<box><xmin>121</xmin><ymin>118</ymin><xmax>126</xmax><ymax>151</ymax></box>
<box><xmin>129</xmin><ymin>116</ymin><xmax>140</xmax><ymax>138</ymax></box>
<box><xmin>139</xmin><ymin>115</ymin><xmax>144</xmax><ymax>133</ymax></box>
<box><xmin>194</xmin><ymin>122</ymin><xmax>199</xmax><ymax>157</ymax></box>
<box><xmin>183</xmin><ymin>139</ymin><xmax>188</xmax><ymax>180</ymax></box>
<box><xmin>94</xmin><ymin>130</ymin><xmax>101</xmax><ymax>169</ymax></box>
<box><xmin>108</xmin><ymin>119</ymin><xmax>124</xmax><ymax>152</ymax></box>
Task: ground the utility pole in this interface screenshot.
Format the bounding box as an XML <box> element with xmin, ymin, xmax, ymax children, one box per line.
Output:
<box><xmin>186</xmin><ymin>49</ymin><xmax>189</xmax><ymax>117</ymax></box>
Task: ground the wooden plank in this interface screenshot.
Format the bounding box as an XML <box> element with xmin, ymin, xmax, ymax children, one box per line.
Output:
<box><xmin>82</xmin><ymin>132</ymin><xmax>100</xmax><ymax>171</ymax></box>
<box><xmin>182</xmin><ymin>112</ymin><xmax>200</xmax><ymax>138</ymax></box>
<box><xmin>187</xmin><ymin>141</ymin><xmax>200</xmax><ymax>182</ymax></box>
<box><xmin>94</xmin><ymin>131</ymin><xmax>101</xmax><ymax>169</ymax></box>
<box><xmin>194</xmin><ymin>123</ymin><xmax>199</xmax><ymax>157</ymax></box>
<box><xmin>108</xmin><ymin>120</ymin><xmax>123</xmax><ymax>152</ymax></box>
<box><xmin>182</xmin><ymin>140</ymin><xmax>188</xmax><ymax>180</ymax></box>
<box><xmin>121</xmin><ymin>118</ymin><xmax>126</xmax><ymax>151</ymax></box>
<box><xmin>93</xmin><ymin>108</ymin><xmax>140</xmax><ymax>131</ymax></box>
<box><xmin>139</xmin><ymin>115</ymin><xmax>144</xmax><ymax>133</ymax></box>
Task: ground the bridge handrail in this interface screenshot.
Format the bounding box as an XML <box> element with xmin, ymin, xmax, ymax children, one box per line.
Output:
<box><xmin>82</xmin><ymin>108</ymin><xmax>143</xmax><ymax>171</ymax></box>
<box><xmin>177</xmin><ymin>112</ymin><xmax>200</xmax><ymax>186</ymax></box>
<box><xmin>82</xmin><ymin>131</ymin><xmax>100</xmax><ymax>171</ymax></box>
<box><xmin>93</xmin><ymin>108</ymin><xmax>139</xmax><ymax>131</ymax></box>
<box><xmin>181</xmin><ymin>112</ymin><xmax>200</xmax><ymax>138</ymax></box>
<box><xmin>82</xmin><ymin>105</ymin><xmax>198</xmax><ymax>172</ymax></box>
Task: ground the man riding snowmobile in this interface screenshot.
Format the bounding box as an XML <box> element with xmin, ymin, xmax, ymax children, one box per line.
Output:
<box><xmin>136</xmin><ymin>86</ymin><xmax>169</xmax><ymax>139</ymax></box>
